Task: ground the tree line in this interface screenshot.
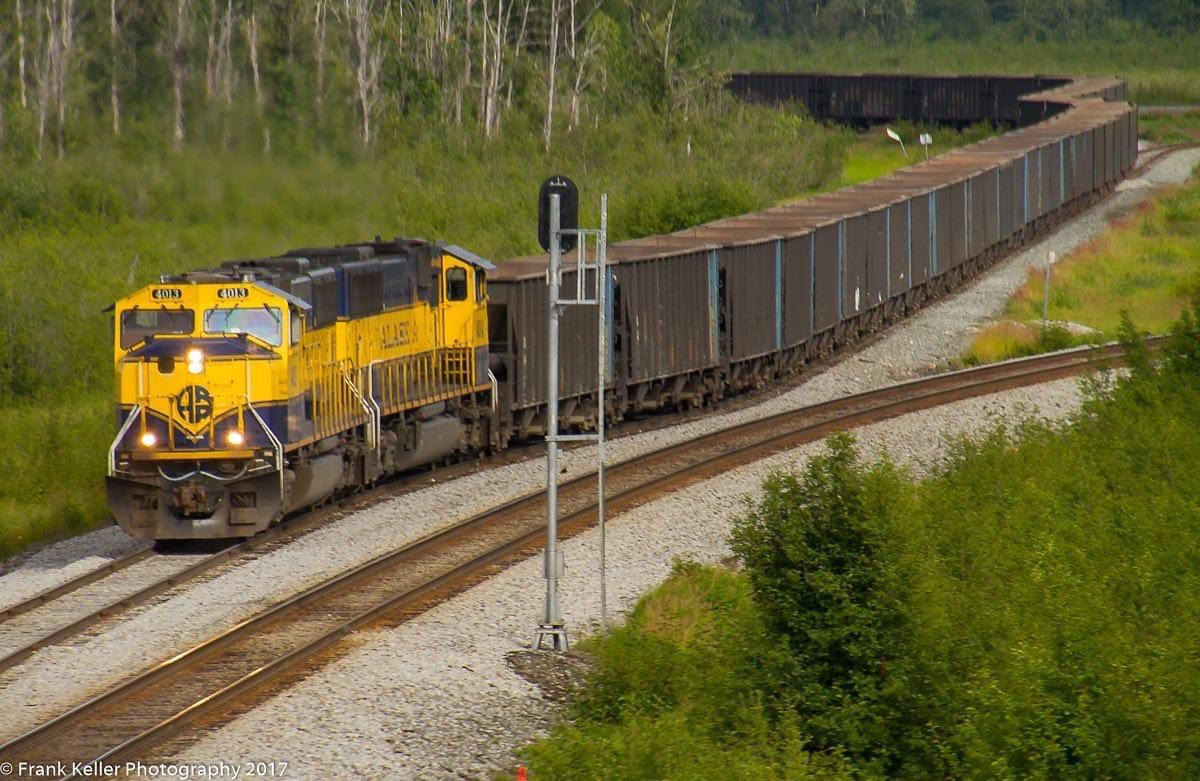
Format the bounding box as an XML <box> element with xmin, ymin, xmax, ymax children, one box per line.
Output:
<box><xmin>0</xmin><ymin>0</ymin><xmax>1193</xmax><ymax>160</ymax></box>
<box><xmin>0</xmin><ymin>0</ymin><xmax>735</xmax><ymax>159</ymax></box>
<box><xmin>741</xmin><ymin>0</ymin><xmax>1198</xmax><ymax>39</ymax></box>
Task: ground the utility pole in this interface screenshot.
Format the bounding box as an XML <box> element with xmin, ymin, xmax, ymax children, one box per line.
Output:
<box><xmin>1043</xmin><ymin>249</ymin><xmax>1056</xmax><ymax>325</ymax></box>
<box><xmin>538</xmin><ymin>190</ymin><xmax>567</xmax><ymax>651</ymax></box>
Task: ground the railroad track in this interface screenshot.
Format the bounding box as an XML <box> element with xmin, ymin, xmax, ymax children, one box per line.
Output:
<box><xmin>0</xmin><ymin>513</ymin><xmax>336</xmax><ymax>676</ymax></box>
<box><xmin>0</xmin><ymin>339</ymin><xmax>1157</xmax><ymax>780</ymax></box>
<box><xmin>0</xmin><ymin>548</ymin><xmax>154</xmax><ymax>625</ymax></box>
<box><xmin>1131</xmin><ymin>141</ymin><xmax>1200</xmax><ymax>172</ymax></box>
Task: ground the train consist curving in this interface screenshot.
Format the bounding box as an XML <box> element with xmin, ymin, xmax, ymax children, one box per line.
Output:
<box><xmin>108</xmin><ymin>73</ymin><xmax>1136</xmax><ymax>541</ymax></box>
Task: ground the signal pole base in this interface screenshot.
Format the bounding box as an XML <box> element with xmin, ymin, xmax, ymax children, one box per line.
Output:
<box><xmin>533</xmin><ymin>624</ymin><xmax>570</xmax><ymax>652</ymax></box>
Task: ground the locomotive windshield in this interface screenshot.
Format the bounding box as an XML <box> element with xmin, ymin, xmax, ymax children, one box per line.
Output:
<box><xmin>204</xmin><ymin>306</ymin><xmax>283</xmax><ymax>346</ymax></box>
<box><xmin>120</xmin><ymin>308</ymin><xmax>195</xmax><ymax>349</ymax></box>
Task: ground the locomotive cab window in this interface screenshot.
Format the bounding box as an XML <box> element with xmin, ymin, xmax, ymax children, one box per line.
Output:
<box><xmin>290</xmin><ymin>309</ymin><xmax>302</xmax><ymax>346</ymax></box>
<box><xmin>120</xmin><ymin>308</ymin><xmax>194</xmax><ymax>349</ymax></box>
<box><xmin>475</xmin><ymin>272</ymin><xmax>486</xmax><ymax>302</ymax></box>
<box><xmin>204</xmin><ymin>306</ymin><xmax>283</xmax><ymax>346</ymax></box>
<box><xmin>446</xmin><ymin>267</ymin><xmax>468</xmax><ymax>302</ymax></box>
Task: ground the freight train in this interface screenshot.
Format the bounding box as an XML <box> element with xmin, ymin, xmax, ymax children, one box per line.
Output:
<box><xmin>107</xmin><ymin>73</ymin><xmax>1137</xmax><ymax>540</ymax></box>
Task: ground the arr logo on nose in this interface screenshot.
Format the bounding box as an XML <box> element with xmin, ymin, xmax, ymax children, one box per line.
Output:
<box><xmin>175</xmin><ymin>385</ymin><xmax>213</xmax><ymax>425</ymax></box>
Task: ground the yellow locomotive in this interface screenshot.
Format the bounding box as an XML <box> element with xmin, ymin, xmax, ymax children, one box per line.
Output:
<box><xmin>108</xmin><ymin>239</ymin><xmax>496</xmax><ymax>540</ymax></box>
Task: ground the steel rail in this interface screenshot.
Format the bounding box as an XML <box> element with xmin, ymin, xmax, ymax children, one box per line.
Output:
<box><xmin>0</xmin><ymin>548</ymin><xmax>153</xmax><ymax>625</ymax></box>
<box><xmin>0</xmin><ymin>503</ymin><xmax>349</xmax><ymax>675</ymax></box>
<box><xmin>0</xmin><ymin>339</ymin><xmax>1157</xmax><ymax>778</ymax></box>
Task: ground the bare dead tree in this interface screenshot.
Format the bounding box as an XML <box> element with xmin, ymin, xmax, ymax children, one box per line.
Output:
<box><xmin>344</xmin><ymin>0</ymin><xmax>382</xmax><ymax>147</ymax></box>
<box><xmin>168</xmin><ymin>0</ymin><xmax>192</xmax><ymax>148</ymax></box>
<box><xmin>204</xmin><ymin>0</ymin><xmax>217</xmax><ymax>100</ymax></box>
<box><xmin>243</xmin><ymin>11</ymin><xmax>269</xmax><ymax>152</ymax></box>
<box><xmin>543</xmin><ymin>0</ymin><xmax>559</xmax><ymax>151</ymax></box>
<box><xmin>566</xmin><ymin>0</ymin><xmax>602</xmax><ymax>129</ymax></box>
<box><xmin>16</xmin><ymin>0</ymin><xmax>28</xmax><ymax>108</ymax></box>
<box><xmin>110</xmin><ymin>0</ymin><xmax>120</xmax><ymax>135</ymax></box>
<box><xmin>480</xmin><ymin>0</ymin><xmax>511</xmax><ymax>138</ymax></box>
<box><xmin>431</xmin><ymin>0</ymin><xmax>454</xmax><ymax>122</ymax></box>
<box><xmin>32</xmin><ymin>0</ymin><xmax>53</xmax><ymax>158</ymax></box>
<box><xmin>505</xmin><ymin>0</ymin><xmax>530</xmax><ymax>109</ymax></box>
<box><xmin>313</xmin><ymin>0</ymin><xmax>330</xmax><ymax>136</ymax></box>
<box><xmin>217</xmin><ymin>0</ymin><xmax>234</xmax><ymax>104</ymax></box>
<box><xmin>626</xmin><ymin>0</ymin><xmax>680</xmax><ymax>103</ymax></box>
<box><xmin>51</xmin><ymin>0</ymin><xmax>77</xmax><ymax>158</ymax></box>
<box><xmin>477</xmin><ymin>0</ymin><xmax>489</xmax><ymax>121</ymax></box>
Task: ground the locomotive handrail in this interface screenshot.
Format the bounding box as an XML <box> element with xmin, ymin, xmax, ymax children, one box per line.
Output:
<box><xmin>108</xmin><ymin>404</ymin><xmax>142</xmax><ymax>475</ymax></box>
<box><xmin>243</xmin><ymin>352</ymin><xmax>285</xmax><ymax>508</ymax></box>
<box><xmin>342</xmin><ymin>367</ymin><xmax>376</xmax><ymax>449</ymax></box>
<box><xmin>364</xmin><ymin>359</ymin><xmax>384</xmax><ymax>457</ymax></box>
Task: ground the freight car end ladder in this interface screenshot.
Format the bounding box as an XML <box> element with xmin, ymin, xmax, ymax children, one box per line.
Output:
<box><xmin>534</xmin><ymin>184</ymin><xmax>610</xmax><ymax>653</ymax></box>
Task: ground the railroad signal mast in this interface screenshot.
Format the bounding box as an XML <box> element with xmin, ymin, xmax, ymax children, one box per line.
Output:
<box><xmin>534</xmin><ymin>176</ymin><xmax>610</xmax><ymax>652</ymax></box>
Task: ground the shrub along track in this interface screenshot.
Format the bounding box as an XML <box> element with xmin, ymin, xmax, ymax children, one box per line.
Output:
<box><xmin>0</xmin><ymin>338</ymin><xmax>1163</xmax><ymax>780</ymax></box>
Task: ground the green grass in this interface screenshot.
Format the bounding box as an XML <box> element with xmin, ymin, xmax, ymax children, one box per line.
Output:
<box><xmin>713</xmin><ymin>29</ymin><xmax>1200</xmax><ymax>106</ymax></box>
<box><xmin>0</xmin><ymin>398</ymin><xmax>112</xmax><ymax>556</ymax></box>
<box><xmin>965</xmin><ymin>170</ymin><xmax>1200</xmax><ymax>364</ymax></box>
<box><xmin>517</xmin><ymin>321</ymin><xmax>1200</xmax><ymax>778</ymax></box>
<box><xmin>1139</xmin><ymin>111</ymin><xmax>1200</xmax><ymax>144</ymax></box>
<box><xmin>790</xmin><ymin>121</ymin><xmax>996</xmax><ymax>202</ymax></box>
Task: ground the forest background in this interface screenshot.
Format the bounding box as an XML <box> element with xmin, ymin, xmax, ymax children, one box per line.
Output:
<box><xmin>0</xmin><ymin>0</ymin><xmax>1197</xmax><ymax>555</ymax></box>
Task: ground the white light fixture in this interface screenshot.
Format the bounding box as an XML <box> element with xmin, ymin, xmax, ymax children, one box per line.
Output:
<box><xmin>886</xmin><ymin>127</ymin><xmax>909</xmax><ymax>160</ymax></box>
<box><xmin>226</xmin><ymin>430</ymin><xmax>245</xmax><ymax>447</ymax></box>
<box><xmin>139</xmin><ymin>431</ymin><xmax>158</xmax><ymax>448</ymax></box>
<box><xmin>186</xmin><ymin>347</ymin><xmax>205</xmax><ymax>375</ymax></box>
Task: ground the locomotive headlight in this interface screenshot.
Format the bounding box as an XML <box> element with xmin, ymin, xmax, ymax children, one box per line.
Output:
<box><xmin>186</xmin><ymin>348</ymin><xmax>205</xmax><ymax>375</ymax></box>
<box><xmin>226</xmin><ymin>430</ymin><xmax>245</xmax><ymax>447</ymax></box>
<box><xmin>139</xmin><ymin>431</ymin><xmax>158</xmax><ymax>448</ymax></box>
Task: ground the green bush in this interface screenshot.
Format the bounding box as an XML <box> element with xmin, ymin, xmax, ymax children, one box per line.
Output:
<box><xmin>519</xmin><ymin>562</ymin><xmax>851</xmax><ymax>781</ymax></box>
<box><xmin>730</xmin><ymin>436</ymin><xmax>913</xmax><ymax>771</ymax></box>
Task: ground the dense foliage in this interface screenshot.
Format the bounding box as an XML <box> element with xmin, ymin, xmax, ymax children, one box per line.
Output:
<box><xmin>729</xmin><ymin>438</ymin><xmax>911</xmax><ymax>772</ymax></box>
<box><xmin>520</xmin><ymin>309</ymin><xmax>1200</xmax><ymax>779</ymax></box>
<box><xmin>0</xmin><ymin>1</ymin><xmax>1195</xmax><ymax>165</ymax></box>
<box><xmin>715</xmin><ymin>30</ymin><xmax>1200</xmax><ymax>106</ymax></box>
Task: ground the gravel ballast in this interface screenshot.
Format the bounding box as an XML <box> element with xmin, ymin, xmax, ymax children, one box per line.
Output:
<box><xmin>0</xmin><ymin>526</ymin><xmax>148</xmax><ymax>613</ymax></box>
<box><xmin>172</xmin><ymin>378</ymin><xmax>1088</xmax><ymax>779</ymax></box>
<box><xmin>0</xmin><ymin>552</ymin><xmax>209</xmax><ymax>660</ymax></box>
<box><xmin>1</xmin><ymin>149</ymin><xmax>1194</xmax><ymax>767</ymax></box>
